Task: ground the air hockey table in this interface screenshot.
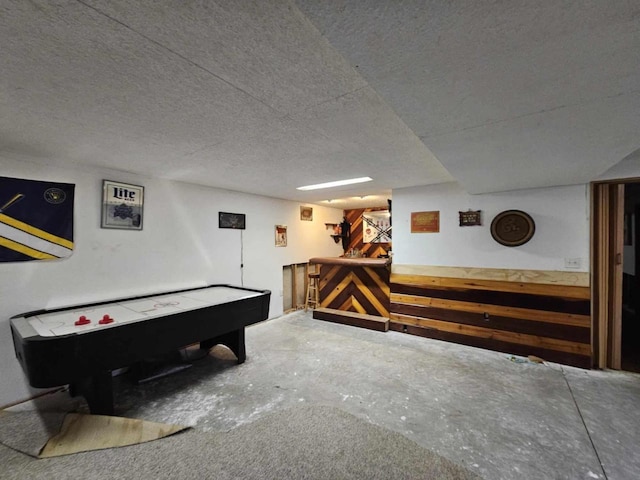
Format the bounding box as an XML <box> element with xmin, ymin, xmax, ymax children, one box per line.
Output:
<box><xmin>10</xmin><ymin>284</ymin><xmax>270</xmax><ymax>415</ymax></box>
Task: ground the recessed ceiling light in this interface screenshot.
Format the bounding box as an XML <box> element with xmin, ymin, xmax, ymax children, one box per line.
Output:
<box><xmin>297</xmin><ymin>177</ymin><xmax>372</xmax><ymax>191</ymax></box>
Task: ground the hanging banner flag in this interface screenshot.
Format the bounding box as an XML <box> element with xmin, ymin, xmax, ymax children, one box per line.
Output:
<box><xmin>0</xmin><ymin>176</ymin><xmax>75</xmax><ymax>262</ymax></box>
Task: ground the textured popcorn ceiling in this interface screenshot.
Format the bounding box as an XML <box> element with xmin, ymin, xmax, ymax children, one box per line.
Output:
<box><xmin>0</xmin><ymin>1</ymin><xmax>638</xmax><ymax>207</ymax></box>
<box><xmin>297</xmin><ymin>0</ymin><xmax>640</xmax><ymax>194</ymax></box>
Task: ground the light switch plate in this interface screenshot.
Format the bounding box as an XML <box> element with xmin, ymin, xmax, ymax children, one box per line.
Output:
<box><xmin>564</xmin><ymin>258</ymin><xmax>582</xmax><ymax>269</ymax></box>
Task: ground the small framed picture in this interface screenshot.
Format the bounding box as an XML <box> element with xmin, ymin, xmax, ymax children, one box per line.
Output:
<box><xmin>101</xmin><ymin>180</ymin><xmax>144</xmax><ymax>230</ymax></box>
<box><xmin>275</xmin><ymin>225</ymin><xmax>287</xmax><ymax>247</ymax></box>
<box><xmin>300</xmin><ymin>206</ymin><xmax>313</xmax><ymax>221</ymax></box>
<box><xmin>219</xmin><ymin>212</ymin><xmax>246</xmax><ymax>229</ymax></box>
<box><xmin>459</xmin><ymin>209</ymin><xmax>482</xmax><ymax>227</ymax></box>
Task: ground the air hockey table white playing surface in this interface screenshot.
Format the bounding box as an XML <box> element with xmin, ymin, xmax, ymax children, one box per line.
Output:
<box><xmin>19</xmin><ymin>286</ymin><xmax>263</xmax><ymax>338</ymax></box>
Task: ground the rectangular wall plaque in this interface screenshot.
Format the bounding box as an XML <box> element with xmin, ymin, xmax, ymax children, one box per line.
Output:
<box><xmin>459</xmin><ymin>210</ymin><xmax>482</xmax><ymax>226</ymax></box>
<box><xmin>411</xmin><ymin>211</ymin><xmax>439</xmax><ymax>233</ymax></box>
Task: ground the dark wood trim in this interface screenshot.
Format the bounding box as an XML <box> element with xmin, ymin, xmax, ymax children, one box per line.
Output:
<box><xmin>390</xmin><ymin>323</ymin><xmax>591</xmax><ymax>369</ymax></box>
<box><xmin>391</xmin><ymin>293</ymin><xmax>590</xmax><ymax>327</ymax></box>
<box><xmin>314</xmin><ymin>308</ymin><xmax>389</xmax><ymax>332</ymax></box>
<box><xmin>390</xmin><ymin>302</ymin><xmax>590</xmax><ymax>343</ymax></box>
<box><xmin>310</xmin><ymin>257</ymin><xmax>390</xmax><ymax>268</ymax></box>
<box><xmin>391</xmin><ymin>283</ymin><xmax>590</xmax><ymax>315</ymax></box>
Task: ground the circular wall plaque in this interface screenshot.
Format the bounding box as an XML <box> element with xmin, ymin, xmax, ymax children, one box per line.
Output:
<box><xmin>490</xmin><ymin>210</ymin><xmax>535</xmax><ymax>247</ymax></box>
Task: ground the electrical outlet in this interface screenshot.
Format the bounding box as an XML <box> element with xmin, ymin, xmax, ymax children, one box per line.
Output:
<box><xmin>564</xmin><ymin>258</ymin><xmax>582</xmax><ymax>269</ymax></box>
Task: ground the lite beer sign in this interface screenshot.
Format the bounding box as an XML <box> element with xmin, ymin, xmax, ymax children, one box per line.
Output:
<box><xmin>111</xmin><ymin>186</ymin><xmax>137</xmax><ymax>202</ymax></box>
<box><xmin>101</xmin><ymin>180</ymin><xmax>144</xmax><ymax>230</ymax></box>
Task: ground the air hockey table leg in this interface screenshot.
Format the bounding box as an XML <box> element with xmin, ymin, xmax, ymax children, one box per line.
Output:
<box><xmin>200</xmin><ymin>328</ymin><xmax>246</xmax><ymax>364</ymax></box>
<box><xmin>69</xmin><ymin>371</ymin><xmax>114</xmax><ymax>415</ymax></box>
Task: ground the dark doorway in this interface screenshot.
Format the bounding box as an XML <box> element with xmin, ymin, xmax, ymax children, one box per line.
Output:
<box><xmin>622</xmin><ymin>183</ymin><xmax>640</xmax><ymax>372</ymax></box>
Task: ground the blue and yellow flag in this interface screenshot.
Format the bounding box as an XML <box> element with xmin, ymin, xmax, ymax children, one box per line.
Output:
<box><xmin>0</xmin><ymin>176</ymin><xmax>75</xmax><ymax>262</ymax></box>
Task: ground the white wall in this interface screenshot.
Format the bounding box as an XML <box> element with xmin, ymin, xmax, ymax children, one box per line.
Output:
<box><xmin>595</xmin><ymin>147</ymin><xmax>640</xmax><ymax>181</ymax></box>
<box><xmin>0</xmin><ymin>156</ymin><xmax>343</xmax><ymax>406</ymax></box>
<box><xmin>393</xmin><ymin>182</ymin><xmax>590</xmax><ymax>272</ymax></box>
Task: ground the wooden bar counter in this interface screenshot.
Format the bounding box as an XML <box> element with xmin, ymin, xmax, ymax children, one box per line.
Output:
<box><xmin>309</xmin><ymin>257</ymin><xmax>391</xmax><ymax>331</ymax></box>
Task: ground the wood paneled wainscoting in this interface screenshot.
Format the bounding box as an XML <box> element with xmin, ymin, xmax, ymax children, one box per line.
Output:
<box><xmin>390</xmin><ymin>266</ymin><xmax>592</xmax><ymax>368</ymax></box>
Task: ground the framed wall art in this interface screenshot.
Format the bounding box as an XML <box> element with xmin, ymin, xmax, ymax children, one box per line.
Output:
<box><xmin>101</xmin><ymin>180</ymin><xmax>144</xmax><ymax>230</ymax></box>
<box><xmin>275</xmin><ymin>225</ymin><xmax>287</xmax><ymax>247</ymax></box>
<box><xmin>363</xmin><ymin>210</ymin><xmax>391</xmax><ymax>243</ymax></box>
<box><xmin>411</xmin><ymin>211</ymin><xmax>439</xmax><ymax>233</ymax></box>
<box><xmin>219</xmin><ymin>212</ymin><xmax>246</xmax><ymax>229</ymax></box>
<box><xmin>459</xmin><ymin>209</ymin><xmax>482</xmax><ymax>226</ymax></box>
<box><xmin>300</xmin><ymin>206</ymin><xmax>313</xmax><ymax>221</ymax></box>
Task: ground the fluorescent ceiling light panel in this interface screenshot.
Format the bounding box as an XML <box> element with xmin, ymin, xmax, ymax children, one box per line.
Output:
<box><xmin>297</xmin><ymin>177</ymin><xmax>372</xmax><ymax>191</ymax></box>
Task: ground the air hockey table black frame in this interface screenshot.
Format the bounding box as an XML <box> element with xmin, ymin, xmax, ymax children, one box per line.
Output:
<box><xmin>10</xmin><ymin>284</ymin><xmax>270</xmax><ymax>415</ymax></box>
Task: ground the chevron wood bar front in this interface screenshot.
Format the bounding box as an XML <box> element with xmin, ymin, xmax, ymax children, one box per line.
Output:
<box><xmin>309</xmin><ymin>257</ymin><xmax>391</xmax><ymax>331</ymax></box>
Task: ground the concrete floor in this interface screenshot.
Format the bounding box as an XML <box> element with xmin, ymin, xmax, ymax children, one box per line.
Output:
<box><xmin>18</xmin><ymin>310</ymin><xmax>640</xmax><ymax>479</ymax></box>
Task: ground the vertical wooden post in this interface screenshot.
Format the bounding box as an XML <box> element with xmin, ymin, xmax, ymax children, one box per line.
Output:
<box><xmin>291</xmin><ymin>264</ymin><xmax>297</xmax><ymax>310</ymax></box>
<box><xmin>304</xmin><ymin>263</ymin><xmax>309</xmax><ymax>309</ymax></box>
<box><xmin>609</xmin><ymin>185</ymin><xmax>624</xmax><ymax>369</ymax></box>
<box><xmin>592</xmin><ymin>183</ymin><xmax>610</xmax><ymax>368</ymax></box>
<box><xmin>592</xmin><ymin>182</ymin><xmax>624</xmax><ymax>369</ymax></box>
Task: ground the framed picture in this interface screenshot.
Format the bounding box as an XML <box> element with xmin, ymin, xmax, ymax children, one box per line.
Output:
<box><xmin>411</xmin><ymin>211</ymin><xmax>439</xmax><ymax>233</ymax></box>
<box><xmin>459</xmin><ymin>210</ymin><xmax>482</xmax><ymax>226</ymax></box>
<box><xmin>101</xmin><ymin>180</ymin><xmax>144</xmax><ymax>230</ymax></box>
<box><xmin>363</xmin><ymin>210</ymin><xmax>391</xmax><ymax>243</ymax></box>
<box><xmin>300</xmin><ymin>206</ymin><xmax>313</xmax><ymax>221</ymax></box>
<box><xmin>219</xmin><ymin>212</ymin><xmax>246</xmax><ymax>229</ymax></box>
<box><xmin>275</xmin><ymin>225</ymin><xmax>287</xmax><ymax>247</ymax></box>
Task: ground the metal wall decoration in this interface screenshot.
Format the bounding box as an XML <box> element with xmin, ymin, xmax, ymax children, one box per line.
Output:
<box><xmin>459</xmin><ymin>209</ymin><xmax>482</xmax><ymax>226</ymax></box>
<box><xmin>219</xmin><ymin>212</ymin><xmax>246</xmax><ymax>229</ymax></box>
<box><xmin>490</xmin><ymin>210</ymin><xmax>535</xmax><ymax>247</ymax></box>
<box><xmin>102</xmin><ymin>180</ymin><xmax>143</xmax><ymax>230</ymax></box>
